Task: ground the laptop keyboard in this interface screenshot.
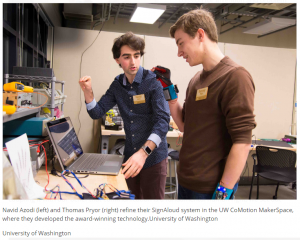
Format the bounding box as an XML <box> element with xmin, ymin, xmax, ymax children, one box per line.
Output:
<box><xmin>71</xmin><ymin>154</ymin><xmax>107</xmax><ymax>171</ymax></box>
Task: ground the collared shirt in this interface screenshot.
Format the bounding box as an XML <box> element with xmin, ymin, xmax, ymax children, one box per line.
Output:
<box><xmin>86</xmin><ymin>66</ymin><xmax>170</xmax><ymax>168</ymax></box>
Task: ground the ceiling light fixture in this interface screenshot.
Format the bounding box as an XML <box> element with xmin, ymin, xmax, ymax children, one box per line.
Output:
<box><xmin>130</xmin><ymin>3</ymin><xmax>166</xmax><ymax>24</ymax></box>
<box><xmin>243</xmin><ymin>17</ymin><xmax>296</xmax><ymax>35</ymax></box>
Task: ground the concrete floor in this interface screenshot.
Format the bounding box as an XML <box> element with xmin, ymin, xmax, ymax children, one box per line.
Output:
<box><xmin>165</xmin><ymin>184</ymin><xmax>297</xmax><ymax>200</ymax></box>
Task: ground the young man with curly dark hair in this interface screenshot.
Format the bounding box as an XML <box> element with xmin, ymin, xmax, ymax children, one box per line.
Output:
<box><xmin>79</xmin><ymin>32</ymin><xmax>170</xmax><ymax>199</ymax></box>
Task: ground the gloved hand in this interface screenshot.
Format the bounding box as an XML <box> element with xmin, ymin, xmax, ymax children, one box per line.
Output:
<box><xmin>153</xmin><ymin>66</ymin><xmax>178</xmax><ymax>101</ymax></box>
<box><xmin>154</xmin><ymin>66</ymin><xmax>172</xmax><ymax>88</ymax></box>
<box><xmin>212</xmin><ymin>183</ymin><xmax>233</xmax><ymax>200</ymax></box>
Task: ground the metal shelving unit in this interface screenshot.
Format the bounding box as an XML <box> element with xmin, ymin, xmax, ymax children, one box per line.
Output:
<box><xmin>3</xmin><ymin>108</ymin><xmax>40</xmax><ymax>123</ymax></box>
<box><xmin>4</xmin><ymin>74</ymin><xmax>65</xmax><ymax>121</ymax></box>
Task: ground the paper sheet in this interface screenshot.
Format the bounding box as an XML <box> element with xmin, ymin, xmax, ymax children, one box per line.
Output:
<box><xmin>5</xmin><ymin>134</ymin><xmax>45</xmax><ymax>199</ymax></box>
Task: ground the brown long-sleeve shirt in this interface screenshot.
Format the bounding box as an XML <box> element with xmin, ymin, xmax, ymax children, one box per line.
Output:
<box><xmin>178</xmin><ymin>56</ymin><xmax>256</xmax><ymax>193</ymax></box>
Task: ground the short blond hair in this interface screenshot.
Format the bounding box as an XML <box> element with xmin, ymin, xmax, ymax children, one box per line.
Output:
<box><xmin>169</xmin><ymin>9</ymin><xmax>218</xmax><ymax>42</ymax></box>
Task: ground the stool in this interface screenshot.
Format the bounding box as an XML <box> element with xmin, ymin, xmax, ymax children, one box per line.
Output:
<box><xmin>165</xmin><ymin>150</ymin><xmax>179</xmax><ymax>199</ymax></box>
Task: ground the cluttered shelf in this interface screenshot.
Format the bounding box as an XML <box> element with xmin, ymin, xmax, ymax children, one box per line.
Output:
<box><xmin>3</xmin><ymin>134</ymin><xmax>129</xmax><ymax>200</ymax></box>
<box><xmin>101</xmin><ymin>125</ymin><xmax>182</xmax><ymax>138</ymax></box>
<box><xmin>3</xmin><ymin>68</ymin><xmax>66</xmax><ymax>119</ymax></box>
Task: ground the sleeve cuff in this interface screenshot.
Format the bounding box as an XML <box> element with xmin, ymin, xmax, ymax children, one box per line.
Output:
<box><xmin>231</xmin><ymin>130</ymin><xmax>253</xmax><ymax>144</ymax></box>
<box><xmin>86</xmin><ymin>98</ymin><xmax>97</xmax><ymax>111</ymax></box>
<box><xmin>148</xmin><ymin>133</ymin><xmax>162</xmax><ymax>148</ymax></box>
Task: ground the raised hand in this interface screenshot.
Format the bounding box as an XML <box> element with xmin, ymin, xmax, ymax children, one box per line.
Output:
<box><xmin>79</xmin><ymin>76</ymin><xmax>94</xmax><ymax>103</ymax></box>
<box><xmin>79</xmin><ymin>76</ymin><xmax>93</xmax><ymax>93</ymax></box>
<box><xmin>152</xmin><ymin>65</ymin><xmax>178</xmax><ymax>101</ymax></box>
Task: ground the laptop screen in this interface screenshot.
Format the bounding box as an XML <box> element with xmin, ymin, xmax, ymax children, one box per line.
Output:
<box><xmin>47</xmin><ymin>117</ymin><xmax>84</xmax><ymax>166</ymax></box>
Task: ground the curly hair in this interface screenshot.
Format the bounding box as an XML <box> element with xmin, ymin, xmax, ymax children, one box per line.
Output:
<box><xmin>112</xmin><ymin>32</ymin><xmax>145</xmax><ymax>59</ymax></box>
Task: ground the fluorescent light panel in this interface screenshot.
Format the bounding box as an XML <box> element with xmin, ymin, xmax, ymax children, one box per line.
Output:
<box><xmin>130</xmin><ymin>3</ymin><xmax>166</xmax><ymax>24</ymax></box>
<box><xmin>243</xmin><ymin>17</ymin><xmax>296</xmax><ymax>35</ymax></box>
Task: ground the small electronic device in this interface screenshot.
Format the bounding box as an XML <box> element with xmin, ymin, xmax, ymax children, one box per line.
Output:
<box><xmin>3</xmin><ymin>117</ymin><xmax>54</xmax><ymax>136</ymax></box>
<box><xmin>3</xmin><ymin>91</ymin><xmax>32</xmax><ymax>114</ymax></box>
<box><xmin>17</xmin><ymin>92</ymin><xmax>33</xmax><ymax>107</ymax></box>
<box><xmin>46</xmin><ymin>117</ymin><xmax>124</xmax><ymax>175</ymax></box>
<box><xmin>3</xmin><ymin>82</ymin><xmax>33</xmax><ymax>93</ymax></box>
<box><xmin>142</xmin><ymin>145</ymin><xmax>152</xmax><ymax>156</ymax></box>
<box><xmin>103</xmin><ymin>107</ymin><xmax>122</xmax><ymax>130</ymax></box>
<box><xmin>154</xmin><ymin>66</ymin><xmax>179</xmax><ymax>101</ymax></box>
<box><xmin>213</xmin><ymin>183</ymin><xmax>233</xmax><ymax>200</ymax></box>
<box><xmin>30</xmin><ymin>144</ymin><xmax>50</xmax><ymax>177</ymax></box>
<box><xmin>162</xmin><ymin>84</ymin><xmax>179</xmax><ymax>101</ymax></box>
<box><xmin>3</xmin><ymin>91</ymin><xmax>33</xmax><ymax>111</ymax></box>
<box><xmin>13</xmin><ymin>66</ymin><xmax>55</xmax><ymax>77</ymax></box>
<box><xmin>3</xmin><ymin>82</ymin><xmax>34</xmax><ymax>115</ymax></box>
<box><xmin>215</xmin><ymin>185</ymin><xmax>228</xmax><ymax>199</ymax></box>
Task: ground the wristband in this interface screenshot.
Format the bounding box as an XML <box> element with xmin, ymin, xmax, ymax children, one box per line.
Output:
<box><xmin>163</xmin><ymin>84</ymin><xmax>178</xmax><ymax>101</ymax></box>
<box><xmin>212</xmin><ymin>183</ymin><xmax>233</xmax><ymax>200</ymax></box>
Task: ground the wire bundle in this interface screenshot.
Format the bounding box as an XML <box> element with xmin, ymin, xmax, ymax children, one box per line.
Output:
<box><xmin>95</xmin><ymin>183</ymin><xmax>135</xmax><ymax>200</ymax></box>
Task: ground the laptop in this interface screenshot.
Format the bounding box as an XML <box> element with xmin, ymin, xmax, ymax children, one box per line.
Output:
<box><xmin>46</xmin><ymin>117</ymin><xmax>124</xmax><ymax>175</ymax></box>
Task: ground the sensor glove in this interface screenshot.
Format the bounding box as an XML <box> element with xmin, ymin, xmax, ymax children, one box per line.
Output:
<box><xmin>154</xmin><ymin>66</ymin><xmax>178</xmax><ymax>101</ymax></box>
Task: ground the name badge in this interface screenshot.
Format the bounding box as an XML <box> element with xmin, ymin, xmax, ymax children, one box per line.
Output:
<box><xmin>133</xmin><ymin>94</ymin><xmax>146</xmax><ymax>104</ymax></box>
<box><xmin>195</xmin><ymin>87</ymin><xmax>208</xmax><ymax>101</ymax></box>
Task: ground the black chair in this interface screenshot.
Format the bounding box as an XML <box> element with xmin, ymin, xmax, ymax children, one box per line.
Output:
<box><xmin>249</xmin><ymin>146</ymin><xmax>296</xmax><ymax>199</ymax></box>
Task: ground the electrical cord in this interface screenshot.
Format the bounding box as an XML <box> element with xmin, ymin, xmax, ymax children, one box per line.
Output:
<box><xmin>50</xmin><ymin>155</ymin><xmax>89</xmax><ymax>179</ymax></box>
<box><xmin>78</xmin><ymin>21</ymin><xmax>106</xmax><ymax>138</ymax></box>
<box><xmin>49</xmin><ymin>170</ymin><xmax>100</xmax><ymax>200</ymax></box>
<box><xmin>51</xmin><ymin>169</ymin><xmax>89</xmax><ymax>179</ymax></box>
<box><xmin>3</xmin><ymin>139</ymin><xmax>49</xmax><ymax>151</ymax></box>
<box><xmin>64</xmin><ymin>172</ymin><xmax>89</xmax><ymax>179</ymax></box>
<box><xmin>4</xmin><ymin>138</ymin><xmax>90</xmax><ymax>200</ymax></box>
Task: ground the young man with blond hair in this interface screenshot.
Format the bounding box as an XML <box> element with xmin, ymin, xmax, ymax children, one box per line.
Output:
<box><xmin>79</xmin><ymin>32</ymin><xmax>170</xmax><ymax>199</ymax></box>
<box><xmin>156</xmin><ymin>9</ymin><xmax>256</xmax><ymax>199</ymax></box>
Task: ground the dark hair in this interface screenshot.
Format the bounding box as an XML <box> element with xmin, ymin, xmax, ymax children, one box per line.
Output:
<box><xmin>112</xmin><ymin>32</ymin><xmax>145</xmax><ymax>59</ymax></box>
<box><xmin>169</xmin><ymin>9</ymin><xmax>218</xmax><ymax>42</ymax></box>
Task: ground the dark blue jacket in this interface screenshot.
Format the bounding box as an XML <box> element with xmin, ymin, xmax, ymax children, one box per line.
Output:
<box><xmin>86</xmin><ymin>66</ymin><xmax>170</xmax><ymax>168</ymax></box>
